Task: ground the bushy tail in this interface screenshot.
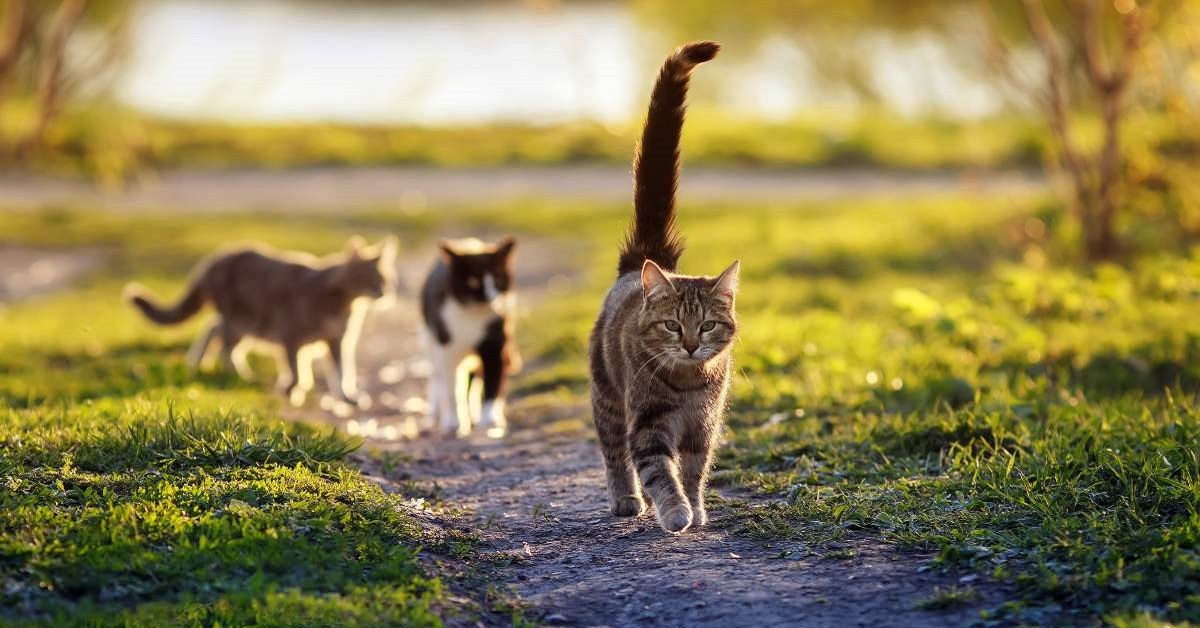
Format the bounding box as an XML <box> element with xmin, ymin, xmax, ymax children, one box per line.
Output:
<box><xmin>124</xmin><ymin>281</ymin><xmax>206</xmax><ymax>325</ymax></box>
<box><xmin>617</xmin><ymin>41</ymin><xmax>719</xmax><ymax>275</ymax></box>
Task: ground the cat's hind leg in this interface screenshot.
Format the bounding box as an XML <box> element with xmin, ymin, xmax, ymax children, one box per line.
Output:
<box><xmin>218</xmin><ymin>326</ymin><xmax>253</xmax><ymax>381</ymax></box>
<box><xmin>452</xmin><ymin>355</ymin><xmax>480</xmax><ymax>437</ymax></box>
<box><xmin>592</xmin><ymin>373</ymin><xmax>643</xmax><ymax>516</ymax></box>
<box><xmin>324</xmin><ymin>334</ymin><xmax>362</xmax><ymax>407</ymax></box>
<box><xmin>187</xmin><ymin>319</ymin><xmax>221</xmax><ymax>371</ymax></box>
<box><xmin>429</xmin><ymin>347</ymin><xmax>465</xmax><ymax>437</ymax></box>
<box><xmin>477</xmin><ymin>321</ymin><xmax>509</xmax><ymax>438</ymax></box>
<box><xmin>281</xmin><ymin>343</ymin><xmax>315</xmax><ymax>407</ymax></box>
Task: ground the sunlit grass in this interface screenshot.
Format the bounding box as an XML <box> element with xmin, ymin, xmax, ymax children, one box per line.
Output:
<box><xmin>3</xmin><ymin>191</ymin><xmax>1200</xmax><ymax>623</ymax></box>
<box><xmin>5</xmin><ymin>98</ymin><xmax>1191</xmax><ymax>186</ymax></box>
<box><xmin>11</xmin><ymin>99</ymin><xmax>1175</xmax><ymax>183</ymax></box>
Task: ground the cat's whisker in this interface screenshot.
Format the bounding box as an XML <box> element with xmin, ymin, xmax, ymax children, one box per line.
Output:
<box><xmin>630</xmin><ymin>349</ymin><xmax>671</xmax><ymax>382</ymax></box>
<box><xmin>735</xmin><ymin>364</ymin><xmax>756</xmax><ymax>389</ymax></box>
<box><xmin>646</xmin><ymin>351</ymin><xmax>676</xmax><ymax>382</ymax></box>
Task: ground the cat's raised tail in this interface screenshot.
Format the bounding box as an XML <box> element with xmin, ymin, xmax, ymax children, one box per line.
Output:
<box><xmin>617</xmin><ymin>40</ymin><xmax>719</xmax><ymax>276</ymax></box>
<box><xmin>123</xmin><ymin>281</ymin><xmax>206</xmax><ymax>325</ymax></box>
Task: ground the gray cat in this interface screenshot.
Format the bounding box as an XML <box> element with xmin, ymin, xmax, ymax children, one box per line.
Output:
<box><xmin>126</xmin><ymin>237</ymin><xmax>397</xmax><ymax>407</ymax></box>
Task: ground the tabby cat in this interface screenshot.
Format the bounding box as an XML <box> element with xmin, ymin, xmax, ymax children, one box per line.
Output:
<box><xmin>589</xmin><ymin>41</ymin><xmax>739</xmax><ymax>534</ymax></box>
<box><xmin>125</xmin><ymin>237</ymin><xmax>397</xmax><ymax>407</ymax></box>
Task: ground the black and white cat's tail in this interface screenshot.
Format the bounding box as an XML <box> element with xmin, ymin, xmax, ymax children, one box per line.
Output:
<box><xmin>617</xmin><ymin>40</ymin><xmax>719</xmax><ymax>276</ymax></box>
<box><xmin>124</xmin><ymin>281</ymin><xmax>206</xmax><ymax>325</ymax></box>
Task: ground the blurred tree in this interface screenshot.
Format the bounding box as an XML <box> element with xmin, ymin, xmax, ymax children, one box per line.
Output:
<box><xmin>0</xmin><ymin>0</ymin><xmax>128</xmax><ymax>156</ymax></box>
<box><xmin>0</xmin><ymin>0</ymin><xmax>29</xmax><ymax>99</ymax></box>
<box><xmin>985</xmin><ymin>0</ymin><xmax>1153</xmax><ymax>262</ymax></box>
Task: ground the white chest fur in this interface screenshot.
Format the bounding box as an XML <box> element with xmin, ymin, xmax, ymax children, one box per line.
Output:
<box><xmin>441</xmin><ymin>298</ymin><xmax>501</xmax><ymax>354</ymax></box>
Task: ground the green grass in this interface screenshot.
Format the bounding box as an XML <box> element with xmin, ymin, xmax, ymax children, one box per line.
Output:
<box><xmin>0</xmin><ymin>100</ymin><xmax>1126</xmax><ymax>183</ymax></box>
<box><xmin>1</xmin><ymin>403</ymin><xmax>444</xmax><ymax>627</ymax></box>
<box><xmin>4</xmin><ymin>188</ymin><xmax>1200</xmax><ymax>625</ymax></box>
<box><xmin>7</xmin><ymin>99</ymin><xmax>1192</xmax><ymax>186</ymax></box>
<box><xmin>0</xmin><ymin>212</ymin><xmax>470</xmax><ymax>627</ymax></box>
<box><xmin>916</xmin><ymin>585</ymin><xmax>981</xmax><ymax>611</ymax></box>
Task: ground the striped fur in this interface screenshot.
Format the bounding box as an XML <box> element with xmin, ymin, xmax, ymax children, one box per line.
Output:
<box><xmin>617</xmin><ymin>40</ymin><xmax>719</xmax><ymax>275</ymax></box>
<box><xmin>590</xmin><ymin>42</ymin><xmax>740</xmax><ymax>534</ymax></box>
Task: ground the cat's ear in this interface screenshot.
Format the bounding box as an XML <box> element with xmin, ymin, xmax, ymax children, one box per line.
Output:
<box><xmin>641</xmin><ymin>259</ymin><xmax>675</xmax><ymax>300</ymax></box>
<box><xmin>439</xmin><ymin>240</ymin><xmax>457</xmax><ymax>264</ymax></box>
<box><xmin>494</xmin><ymin>236</ymin><xmax>516</xmax><ymax>260</ymax></box>
<box><xmin>345</xmin><ymin>235</ymin><xmax>368</xmax><ymax>258</ymax></box>
<box><xmin>710</xmin><ymin>260</ymin><xmax>740</xmax><ymax>299</ymax></box>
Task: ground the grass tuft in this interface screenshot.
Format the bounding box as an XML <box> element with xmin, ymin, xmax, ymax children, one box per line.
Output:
<box><xmin>916</xmin><ymin>585</ymin><xmax>980</xmax><ymax>610</ymax></box>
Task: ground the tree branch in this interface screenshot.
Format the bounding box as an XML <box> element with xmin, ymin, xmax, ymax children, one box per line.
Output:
<box><xmin>23</xmin><ymin>0</ymin><xmax>86</xmax><ymax>151</ymax></box>
<box><xmin>0</xmin><ymin>0</ymin><xmax>29</xmax><ymax>87</ymax></box>
<box><xmin>978</xmin><ymin>0</ymin><xmax>1041</xmax><ymax>102</ymax></box>
<box><xmin>1021</xmin><ymin>0</ymin><xmax>1093</xmax><ymax>209</ymax></box>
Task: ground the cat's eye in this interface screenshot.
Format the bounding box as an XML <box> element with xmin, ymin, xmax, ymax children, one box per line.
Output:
<box><xmin>700</xmin><ymin>321</ymin><xmax>717</xmax><ymax>332</ymax></box>
<box><xmin>664</xmin><ymin>321</ymin><xmax>681</xmax><ymax>333</ymax></box>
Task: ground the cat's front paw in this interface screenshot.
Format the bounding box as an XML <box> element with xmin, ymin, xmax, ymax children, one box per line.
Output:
<box><xmin>436</xmin><ymin>416</ymin><xmax>471</xmax><ymax>439</ymax></box>
<box><xmin>335</xmin><ymin>391</ymin><xmax>370</xmax><ymax>411</ymax></box>
<box><xmin>436</xmin><ymin>423</ymin><xmax>471</xmax><ymax>439</ymax></box>
<box><xmin>479</xmin><ymin>400</ymin><xmax>507</xmax><ymax>439</ymax></box>
<box><xmin>611</xmin><ymin>495</ymin><xmax>646</xmax><ymax>517</ymax></box>
<box><xmin>656</xmin><ymin>503</ymin><xmax>694</xmax><ymax>534</ymax></box>
<box><xmin>436</xmin><ymin>407</ymin><xmax>461</xmax><ymax>438</ymax></box>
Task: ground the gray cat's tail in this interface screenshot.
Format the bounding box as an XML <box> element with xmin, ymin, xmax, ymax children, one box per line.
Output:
<box><xmin>617</xmin><ymin>40</ymin><xmax>719</xmax><ymax>275</ymax></box>
<box><xmin>124</xmin><ymin>281</ymin><xmax>206</xmax><ymax>325</ymax></box>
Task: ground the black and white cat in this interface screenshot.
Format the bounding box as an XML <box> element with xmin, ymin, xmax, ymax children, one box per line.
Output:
<box><xmin>420</xmin><ymin>237</ymin><xmax>519</xmax><ymax>438</ymax></box>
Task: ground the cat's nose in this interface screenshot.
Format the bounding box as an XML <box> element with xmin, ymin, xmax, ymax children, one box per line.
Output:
<box><xmin>683</xmin><ymin>341</ymin><xmax>699</xmax><ymax>355</ymax></box>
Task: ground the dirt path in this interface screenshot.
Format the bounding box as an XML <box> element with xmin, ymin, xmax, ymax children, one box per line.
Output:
<box><xmin>297</xmin><ymin>239</ymin><xmax>1006</xmax><ymax>627</ymax></box>
<box><xmin>0</xmin><ymin>166</ymin><xmax>1044</xmax><ymax>212</ymax></box>
<box><xmin>373</xmin><ymin>431</ymin><xmax>1004</xmax><ymax>628</ymax></box>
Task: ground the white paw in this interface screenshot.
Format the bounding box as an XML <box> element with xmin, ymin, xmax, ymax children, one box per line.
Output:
<box><xmin>331</xmin><ymin>399</ymin><xmax>356</xmax><ymax>418</ymax></box>
<box><xmin>438</xmin><ymin>408</ymin><xmax>467</xmax><ymax>438</ymax></box>
<box><xmin>480</xmin><ymin>400</ymin><xmax>508</xmax><ymax>438</ymax></box>
<box><xmin>288</xmin><ymin>388</ymin><xmax>307</xmax><ymax>408</ymax></box>
<box><xmin>657</xmin><ymin>503</ymin><xmax>694</xmax><ymax>534</ymax></box>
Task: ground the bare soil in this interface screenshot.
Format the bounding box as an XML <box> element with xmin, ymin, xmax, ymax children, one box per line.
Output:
<box><xmin>365</xmin><ymin>429</ymin><xmax>1007</xmax><ymax>628</ymax></box>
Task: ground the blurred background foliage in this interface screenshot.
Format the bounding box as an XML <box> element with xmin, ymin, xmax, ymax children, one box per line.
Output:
<box><xmin>0</xmin><ymin>0</ymin><xmax>1196</xmax><ymax>261</ymax></box>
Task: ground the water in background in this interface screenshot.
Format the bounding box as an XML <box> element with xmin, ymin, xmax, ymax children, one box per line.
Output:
<box><xmin>114</xmin><ymin>0</ymin><xmax>1004</xmax><ymax>125</ymax></box>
